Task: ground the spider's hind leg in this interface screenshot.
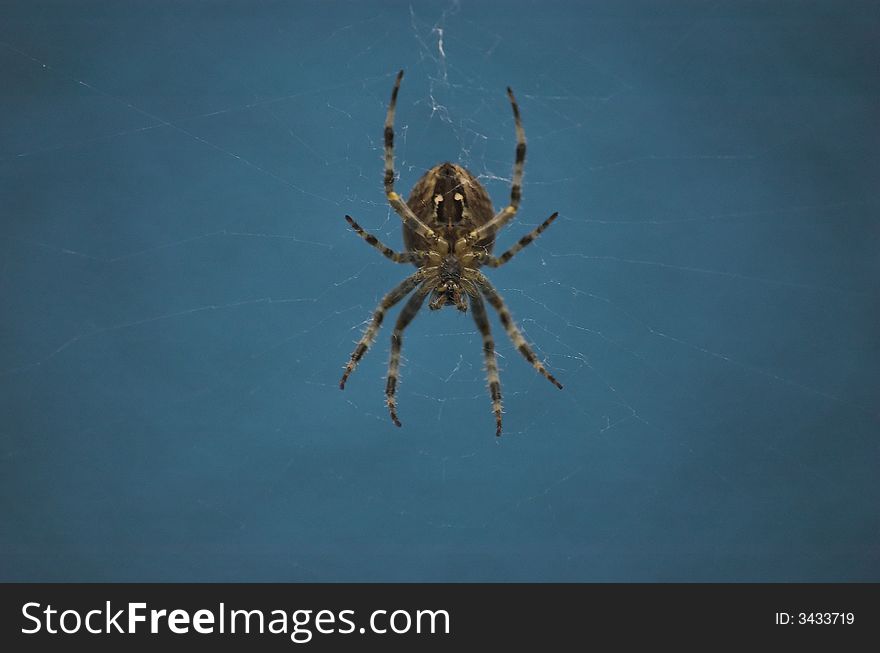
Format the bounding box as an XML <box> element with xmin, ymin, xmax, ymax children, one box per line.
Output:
<box><xmin>468</xmin><ymin>86</ymin><xmax>527</xmax><ymax>243</ymax></box>
<box><xmin>382</xmin><ymin>70</ymin><xmax>437</xmax><ymax>243</ymax></box>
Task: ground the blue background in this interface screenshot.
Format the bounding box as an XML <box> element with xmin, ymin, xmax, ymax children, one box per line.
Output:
<box><xmin>1</xmin><ymin>1</ymin><xmax>878</xmax><ymax>581</ymax></box>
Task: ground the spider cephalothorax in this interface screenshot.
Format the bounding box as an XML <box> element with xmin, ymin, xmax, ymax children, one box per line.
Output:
<box><xmin>429</xmin><ymin>253</ymin><xmax>470</xmax><ymax>312</ymax></box>
<box><xmin>339</xmin><ymin>70</ymin><xmax>562</xmax><ymax>436</ymax></box>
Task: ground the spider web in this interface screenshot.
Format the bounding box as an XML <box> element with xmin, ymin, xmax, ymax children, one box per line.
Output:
<box><xmin>1</xmin><ymin>0</ymin><xmax>878</xmax><ymax>581</ymax></box>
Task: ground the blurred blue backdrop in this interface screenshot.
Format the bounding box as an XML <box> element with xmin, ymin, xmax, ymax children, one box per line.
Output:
<box><xmin>1</xmin><ymin>0</ymin><xmax>878</xmax><ymax>581</ymax></box>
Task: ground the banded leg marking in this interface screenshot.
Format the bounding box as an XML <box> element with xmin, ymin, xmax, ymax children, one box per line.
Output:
<box><xmin>477</xmin><ymin>273</ymin><xmax>563</xmax><ymax>390</ymax></box>
<box><xmin>476</xmin><ymin>212</ymin><xmax>558</xmax><ymax>268</ymax></box>
<box><xmin>470</xmin><ymin>291</ymin><xmax>504</xmax><ymax>436</ymax></box>
<box><xmin>386</xmin><ymin>285</ymin><xmax>431</xmax><ymax>427</ymax></box>
<box><xmin>383</xmin><ymin>70</ymin><xmax>436</xmax><ymax>242</ymax></box>
<box><xmin>468</xmin><ymin>86</ymin><xmax>527</xmax><ymax>242</ymax></box>
<box><xmin>339</xmin><ymin>271</ymin><xmax>424</xmax><ymax>389</ymax></box>
<box><xmin>345</xmin><ymin>215</ymin><xmax>425</xmax><ymax>264</ymax></box>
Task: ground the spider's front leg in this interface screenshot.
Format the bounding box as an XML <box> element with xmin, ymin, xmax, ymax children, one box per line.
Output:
<box><xmin>385</xmin><ymin>285</ymin><xmax>431</xmax><ymax>427</ymax></box>
<box><xmin>339</xmin><ymin>271</ymin><xmax>424</xmax><ymax>389</ymax></box>
<box><xmin>470</xmin><ymin>291</ymin><xmax>504</xmax><ymax>436</ymax></box>
<box><xmin>476</xmin><ymin>272</ymin><xmax>563</xmax><ymax>391</ymax></box>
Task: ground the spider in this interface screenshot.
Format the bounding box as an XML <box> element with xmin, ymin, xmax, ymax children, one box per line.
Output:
<box><xmin>339</xmin><ymin>70</ymin><xmax>562</xmax><ymax>436</ymax></box>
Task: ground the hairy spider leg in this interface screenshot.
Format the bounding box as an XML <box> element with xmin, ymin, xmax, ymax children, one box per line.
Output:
<box><xmin>344</xmin><ymin>215</ymin><xmax>426</xmax><ymax>264</ymax></box>
<box><xmin>468</xmin><ymin>86</ymin><xmax>527</xmax><ymax>243</ymax></box>
<box><xmin>475</xmin><ymin>272</ymin><xmax>563</xmax><ymax>390</ymax></box>
<box><xmin>339</xmin><ymin>270</ymin><xmax>425</xmax><ymax>389</ymax></box>
<box><xmin>383</xmin><ymin>70</ymin><xmax>437</xmax><ymax>243</ymax></box>
<box><xmin>385</xmin><ymin>284</ymin><xmax>432</xmax><ymax>427</ymax></box>
<box><xmin>475</xmin><ymin>212</ymin><xmax>558</xmax><ymax>268</ymax></box>
<box><xmin>470</xmin><ymin>291</ymin><xmax>504</xmax><ymax>436</ymax></box>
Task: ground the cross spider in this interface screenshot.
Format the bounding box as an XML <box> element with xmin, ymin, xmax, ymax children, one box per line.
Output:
<box><xmin>339</xmin><ymin>70</ymin><xmax>562</xmax><ymax>436</ymax></box>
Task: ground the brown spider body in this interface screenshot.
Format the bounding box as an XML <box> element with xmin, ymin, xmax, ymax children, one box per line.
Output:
<box><xmin>403</xmin><ymin>162</ymin><xmax>496</xmax><ymax>256</ymax></box>
<box><xmin>339</xmin><ymin>70</ymin><xmax>562</xmax><ymax>436</ymax></box>
<box><xmin>405</xmin><ymin>162</ymin><xmax>495</xmax><ymax>312</ymax></box>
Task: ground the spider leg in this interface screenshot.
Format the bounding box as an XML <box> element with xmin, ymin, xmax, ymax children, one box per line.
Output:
<box><xmin>468</xmin><ymin>86</ymin><xmax>526</xmax><ymax>243</ymax></box>
<box><xmin>383</xmin><ymin>70</ymin><xmax>437</xmax><ymax>243</ymax></box>
<box><xmin>475</xmin><ymin>212</ymin><xmax>558</xmax><ymax>268</ymax></box>
<box><xmin>476</xmin><ymin>272</ymin><xmax>563</xmax><ymax>390</ymax></box>
<box><xmin>345</xmin><ymin>215</ymin><xmax>426</xmax><ymax>264</ymax></box>
<box><xmin>339</xmin><ymin>270</ymin><xmax>425</xmax><ymax>389</ymax></box>
<box><xmin>385</xmin><ymin>284</ymin><xmax>431</xmax><ymax>427</ymax></box>
<box><xmin>470</xmin><ymin>291</ymin><xmax>504</xmax><ymax>436</ymax></box>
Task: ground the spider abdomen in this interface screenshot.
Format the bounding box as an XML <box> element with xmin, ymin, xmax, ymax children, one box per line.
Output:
<box><xmin>403</xmin><ymin>162</ymin><xmax>496</xmax><ymax>255</ymax></box>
